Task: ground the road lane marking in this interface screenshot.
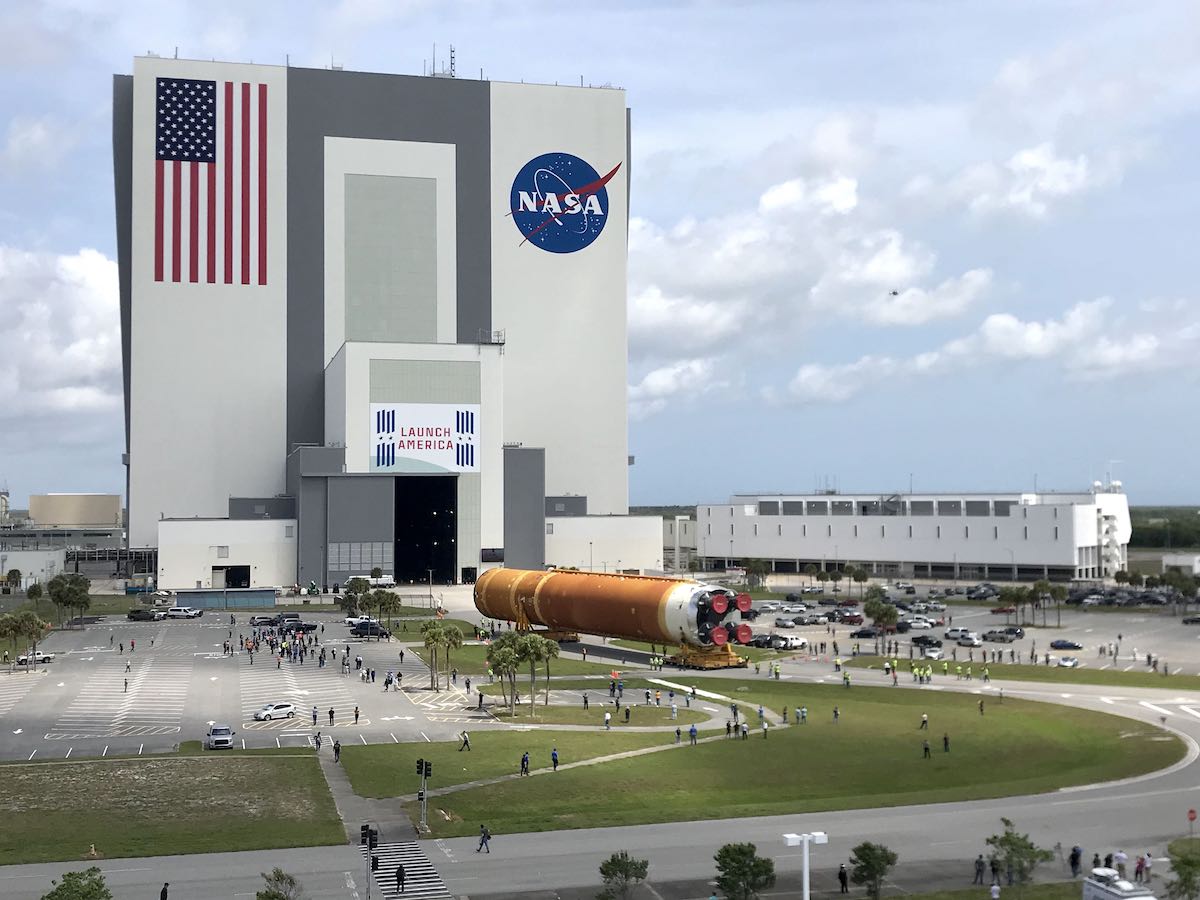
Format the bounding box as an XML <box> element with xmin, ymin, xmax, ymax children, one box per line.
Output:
<box><xmin>27</xmin><ymin>750</ymin><xmax>36</xmax><ymax>760</ymax></box>
<box><xmin>65</xmin><ymin>747</ymin><xmax>72</xmax><ymax>758</ymax></box>
<box><xmin>1139</xmin><ymin>701</ymin><xmax>1173</xmax><ymax>716</ymax></box>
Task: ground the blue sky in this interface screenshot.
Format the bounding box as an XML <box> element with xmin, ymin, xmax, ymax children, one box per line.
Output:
<box><xmin>1</xmin><ymin>1</ymin><xmax>1197</xmax><ymax>509</ymax></box>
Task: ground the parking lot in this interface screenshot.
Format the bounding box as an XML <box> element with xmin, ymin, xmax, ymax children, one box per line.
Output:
<box><xmin>0</xmin><ymin>611</ymin><xmax>486</xmax><ymax>761</ymax></box>
<box><xmin>745</xmin><ymin>587</ymin><xmax>1200</xmax><ymax>673</ymax></box>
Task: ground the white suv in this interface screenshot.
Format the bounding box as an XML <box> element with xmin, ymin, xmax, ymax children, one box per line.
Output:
<box><xmin>944</xmin><ymin>626</ymin><xmax>971</xmax><ymax>641</ymax></box>
<box><xmin>167</xmin><ymin>606</ymin><xmax>202</xmax><ymax>618</ymax></box>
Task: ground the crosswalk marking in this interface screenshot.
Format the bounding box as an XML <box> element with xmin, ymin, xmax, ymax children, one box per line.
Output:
<box><xmin>361</xmin><ymin>842</ymin><xmax>450</xmax><ymax>900</ymax></box>
<box><xmin>0</xmin><ymin>674</ymin><xmax>39</xmax><ymax>719</ymax></box>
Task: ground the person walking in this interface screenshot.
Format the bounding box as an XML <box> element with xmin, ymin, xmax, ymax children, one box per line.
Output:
<box><xmin>459</xmin><ymin>730</ymin><xmax>471</xmax><ymax>751</ymax></box>
<box><xmin>604</xmin><ymin>711</ymin><xmax>611</xmax><ymax>730</ymax></box>
<box><xmin>920</xmin><ymin>713</ymin><xmax>928</xmax><ymax>730</ymax></box>
<box><xmin>328</xmin><ymin>707</ymin><xmax>335</xmax><ymax>726</ymax></box>
<box><xmin>689</xmin><ymin>723</ymin><xmax>698</xmax><ymax>745</ymax></box>
<box><xmin>762</xmin><ymin>719</ymin><xmax>769</xmax><ymax>739</ymax></box>
<box><xmin>923</xmin><ymin>739</ymin><xmax>931</xmax><ymax>758</ymax></box>
<box><xmin>312</xmin><ymin>706</ymin><xmax>318</xmax><ymax>726</ymax></box>
<box><xmin>1144</xmin><ymin>851</ymin><xmax>1153</xmax><ymax>882</ymax></box>
<box><xmin>396</xmin><ymin>864</ymin><xmax>406</xmax><ymax>893</ymax></box>
<box><xmin>1114</xmin><ymin>850</ymin><xmax>1128</xmax><ymax>879</ymax></box>
<box><xmin>354</xmin><ymin>705</ymin><xmax>360</xmax><ymax>725</ymax></box>
<box><xmin>740</xmin><ymin>721</ymin><xmax>749</xmax><ymax>740</ymax></box>
<box><xmin>833</xmin><ymin>705</ymin><xmax>840</xmax><ymax>723</ymax></box>
<box><xmin>943</xmin><ymin>732</ymin><xmax>950</xmax><ymax>752</ymax></box>
<box><xmin>583</xmin><ymin>692</ymin><xmax>589</xmax><ymax>710</ymax></box>
<box><xmin>991</xmin><ymin>858</ymin><xmax>1001</xmax><ymax>885</ymax></box>
<box><xmin>974</xmin><ymin>855</ymin><xmax>986</xmax><ymax>884</ymax></box>
<box><xmin>477</xmin><ymin>824</ymin><xmax>491</xmax><ymax>853</ymax></box>
<box><xmin>551</xmin><ymin>747</ymin><xmax>559</xmax><ymax>771</ymax></box>
<box><xmin>838</xmin><ymin>863</ymin><xmax>849</xmax><ymax>893</ymax></box>
<box><xmin>333</xmin><ymin>740</ymin><xmax>341</xmax><ymax>763</ymax></box>
<box><xmin>161</xmin><ymin>883</ymin><xmax>169</xmax><ymax>900</ymax></box>
<box><xmin>520</xmin><ymin>752</ymin><xmax>530</xmax><ymax>775</ymax></box>
<box><xmin>979</xmin><ymin>699</ymin><xmax>985</xmax><ymax>716</ymax></box>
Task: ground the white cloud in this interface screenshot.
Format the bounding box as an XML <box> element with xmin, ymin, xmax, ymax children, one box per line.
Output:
<box><xmin>2</xmin><ymin>115</ymin><xmax>77</xmax><ymax>170</ymax></box>
<box><xmin>628</xmin><ymin>358</ymin><xmax>717</xmax><ymax>420</ymax></box>
<box><xmin>0</xmin><ymin>246</ymin><xmax>121</xmax><ymax>421</ymax></box>
<box><xmin>778</xmin><ymin>297</ymin><xmax>1191</xmax><ymax>405</ymax></box>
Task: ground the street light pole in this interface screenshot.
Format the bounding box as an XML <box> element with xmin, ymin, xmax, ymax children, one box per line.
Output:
<box><xmin>784</xmin><ymin>831</ymin><xmax>828</xmax><ymax>900</ymax></box>
<box><xmin>589</xmin><ymin>541</ymin><xmax>593</xmax><ymax>572</ymax></box>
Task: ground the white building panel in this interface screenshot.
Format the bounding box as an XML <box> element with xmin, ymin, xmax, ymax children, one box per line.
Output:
<box><xmin>545</xmin><ymin>515</ymin><xmax>663</xmax><ymax>574</ymax></box>
<box><xmin>322</xmin><ymin>137</ymin><xmax>458</xmax><ymax>363</ymax></box>
<box><xmin>490</xmin><ymin>82</ymin><xmax>629</xmax><ymax>516</ymax></box>
<box><xmin>0</xmin><ymin>550</ymin><xmax>66</xmax><ymax>588</ymax></box>
<box><xmin>157</xmin><ymin>519</ymin><xmax>296</xmax><ymax>590</ymax></box>
<box><xmin>697</xmin><ymin>490</ymin><xmax>1131</xmax><ymax>580</ymax></box>
<box><xmin>128</xmin><ymin>58</ymin><xmax>288</xmax><ymax>547</ymax></box>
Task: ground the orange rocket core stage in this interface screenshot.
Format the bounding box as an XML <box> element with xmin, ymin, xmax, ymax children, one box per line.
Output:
<box><xmin>473</xmin><ymin>567</ymin><xmax>690</xmax><ymax>645</ymax></box>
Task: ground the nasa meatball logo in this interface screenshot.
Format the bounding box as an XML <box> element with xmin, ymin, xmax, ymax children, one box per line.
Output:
<box><xmin>509</xmin><ymin>152</ymin><xmax>621</xmax><ymax>253</ymax></box>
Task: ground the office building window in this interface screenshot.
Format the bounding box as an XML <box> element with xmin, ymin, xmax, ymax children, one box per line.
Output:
<box><xmin>908</xmin><ymin>525</ymin><xmax>913</xmax><ymax>538</ymax></box>
<box><xmin>546</xmin><ymin>523</ymin><xmax>554</xmax><ymax>535</ymax></box>
<box><xmin>936</xmin><ymin>526</ymin><xmax>941</xmax><ymax>539</ymax></box>
<box><xmin>782</xmin><ymin>501</ymin><xmax>805</xmax><ymax>515</ymax></box>
<box><xmin>853</xmin><ymin>525</ymin><xmax>859</xmax><ymax>537</ymax></box>
<box><xmin>730</xmin><ymin>524</ymin><xmax>734</xmax><ymax>535</ymax></box>
<box><xmin>778</xmin><ymin>524</ymin><xmax>782</xmax><ymax>536</ymax></box>
<box><xmin>993</xmin><ymin>526</ymin><xmax>998</xmax><ymax>539</ymax></box>
<box><xmin>753</xmin><ymin>524</ymin><xmax>758</xmax><ymax>536</ymax></box>
<box><xmin>964</xmin><ymin>526</ymin><xmax>969</xmax><ymax>539</ymax></box>
<box><xmin>881</xmin><ymin>525</ymin><xmax>886</xmax><ymax>538</ymax></box>
<box><xmin>284</xmin><ymin>525</ymin><xmax>294</xmax><ymax>538</ymax></box>
<box><xmin>802</xmin><ymin>525</ymin><xmax>807</xmax><ymax>537</ymax></box>
<box><xmin>1024</xmin><ymin>526</ymin><xmax>1029</xmax><ymax>540</ymax></box>
<box><xmin>826</xmin><ymin>525</ymin><xmax>832</xmax><ymax>537</ymax></box>
<box><xmin>707</xmin><ymin>524</ymin><xmax>711</xmax><ymax>536</ymax></box>
<box><xmin>216</xmin><ymin>546</ymin><xmax>229</xmax><ymax>558</ymax></box>
<box><xmin>1054</xmin><ymin>526</ymin><xmax>1059</xmax><ymax>540</ymax></box>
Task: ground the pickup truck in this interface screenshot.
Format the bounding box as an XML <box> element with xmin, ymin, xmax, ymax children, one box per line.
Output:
<box><xmin>17</xmin><ymin>650</ymin><xmax>55</xmax><ymax>665</ymax></box>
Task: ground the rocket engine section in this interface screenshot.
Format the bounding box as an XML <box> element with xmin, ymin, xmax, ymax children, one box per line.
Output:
<box><xmin>473</xmin><ymin>568</ymin><xmax>754</xmax><ymax>649</ymax></box>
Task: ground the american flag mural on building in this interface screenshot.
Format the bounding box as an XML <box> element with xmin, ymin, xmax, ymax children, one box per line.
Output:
<box><xmin>153</xmin><ymin>77</ymin><xmax>269</xmax><ymax>285</ymax></box>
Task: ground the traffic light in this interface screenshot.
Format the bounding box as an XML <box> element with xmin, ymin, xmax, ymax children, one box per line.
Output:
<box><xmin>371</xmin><ymin>855</ymin><xmax>380</xmax><ymax>871</ymax></box>
<box><xmin>360</xmin><ymin>824</ymin><xmax>370</xmax><ymax>845</ymax></box>
<box><xmin>368</xmin><ymin>826</ymin><xmax>379</xmax><ymax>850</ymax></box>
<box><xmin>416</xmin><ymin>757</ymin><xmax>424</xmax><ymax>775</ymax></box>
<box><xmin>423</xmin><ymin>760</ymin><xmax>432</xmax><ymax>778</ymax></box>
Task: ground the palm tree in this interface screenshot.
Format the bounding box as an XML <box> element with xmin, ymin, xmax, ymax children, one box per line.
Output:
<box><xmin>0</xmin><ymin>614</ymin><xmax>16</xmax><ymax>668</ymax></box>
<box><xmin>5</xmin><ymin>569</ymin><xmax>21</xmax><ymax>590</ymax></box>
<box><xmin>1114</xmin><ymin>570</ymin><xmax>1130</xmax><ymax>587</ymax></box>
<box><xmin>517</xmin><ymin>633</ymin><xmax>548</xmax><ymax>718</ymax></box>
<box><xmin>442</xmin><ymin>625</ymin><xmax>464</xmax><ymax>685</ymax></box>
<box><xmin>376</xmin><ymin>590</ymin><xmax>400</xmax><ymax>633</ymax></box>
<box><xmin>829</xmin><ymin>569</ymin><xmax>843</xmax><ymax>594</ymax></box>
<box><xmin>489</xmin><ymin>643</ymin><xmax>520</xmax><ymax>716</ymax></box>
<box><xmin>11</xmin><ymin>610</ymin><xmax>49</xmax><ymax>673</ymax></box>
<box><xmin>804</xmin><ymin>563</ymin><xmax>819</xmax><ymax>587</ymax></box>
<box><xmin>541</xmin><ymin>638</ymin><xmax>560</xmax><ymax>706</ymax></box>
<box><xmin>1049</xmin><ymin>584</ymin><xmax>1067</xmax><ymax>628</ymax></box>
<box><xmin>25</xmin><ymin>583</ymin><xmax>43</xmax><ymax>614</ymax></box>
<box><xmin>851</xmin><ymin>566</ymin><xmax>869</xmax><ymax>597</ymax></box>
<box><xmin>816</xmin><ymin>570</ymin><xmax>830</xmax><ymax>594</ymax></box>
<box><xmin>421</xmin><ymin>620</ymin><xmax>446</xmax><ymax>690</ymax></box>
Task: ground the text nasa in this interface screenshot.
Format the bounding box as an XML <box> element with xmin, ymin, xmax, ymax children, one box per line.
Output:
<box><xmin>383</xmin><ymin>426</ymin><xmax>454</xmax><ymax>451</ymax></box>
<box><xmin>516</xmin><ymin>191</ymin><xmax>605</xmax><ymax>216</ymax></box>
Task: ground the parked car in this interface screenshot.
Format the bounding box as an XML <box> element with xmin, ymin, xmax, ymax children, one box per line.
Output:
<box><xmin>16</xmin><ymin>650</ymin><xmax>55</xmax><ymax>665</ymax></box>
<box><xmin>800</xmin><ymin>613</ymin><xmax>829</xmax><ymax>625</ymax></box>
<box><xmin>1057</xmin><ymin>656</ymin><xmax>1080</xmax><ymax>668</ymax></box>
<box><xmin>776</xmin><ymin>635</ymin><xmax>808</xmax><ymax>651</ymax></box>
<box><xmin>351</xmin><ymin>622</ymin><xmax>391</xmax><ymax>638</ymax></box>
<box><xmin>983</xmin><ymin>630</ymin><xmax>1014</xmax><ymax>643</ymax></box>
<box><xmin>253</xmin><ymin>703</ymin><xmax>296</xmax><ymax>721</ymax></box>
<box><xmin>802</xmin><ymin>586</ymin><xmax>823</xmax><ymax>594</ymax></box>
<box><xmin>773</xmin><ymin>617</ymin><xmax>796</xmax><ymax>629</ymax></box>
<box><xmin>205</xmin><ymin>723</ymin><xmax>236</xmax><ymax>749</ymax></box>
<box><xmin>344</xmin><ymin>615</ymin><xmax>378</xmax><ymax>627</ymax></box>
<box><xmin>905</xmin><ymin>618</ymin><xmax>933</xmax><ymax>630</ymax></box>
<box><xmin>167</xmin><ymin>606</ymin><xmax>202</xmax><ymax>618</ymax></box>
<box><xmin>911</xmin><ymin>635</ymin><xmax>942</xmax><ymax>648</ymax></box>
<box><xmin>849</xmin><ymin>627</ymin><xmax>879</xmax><ymax>639</ymax></box>
<box><xmin>283</xmin><ymin>621</ymin><xmax>319</xmax><ymax>634</ymax></box>
<box><xmin>922</xmin><ymin>648</ymin><xmax>945</xmax><ymax>660</ymax></box>
<box><xmin>957</xmin><ymin>634</ymin><xmax>982</xmax><ymax>647</ymax></box>
<box><xmin>249</xmin><ymin>615</ymin><xmax>276</xmax><ymax>626</ymax></box>
<box><xmin>1004</xmin><ymin>626</ymin><xmax>1025</xmax><ymax>639</ymax></box>
<box><xmin>944</xmin><ymin>627</ymin><xmax>971</xmax><ymax>641</ymax></box>
<box><xmin>740</xmin><ymin>608</ymin><xmax>761</xmax><ymax>621</ymax></box>
<box><xmin>893</xmin><ymin>621</ymin><xmax>911</xmax><ymax>634</ymax></box>
<box><xmin>1050</xmin><ymin>639</ymin><xmax>1083</xmax><ymax>651</ymax></box>
<box><xmin>759</xmin><ymin>602</ymin><xmax>780</xmax><ymax>612</ymax></box>
<box><xmin>749</xmin><ymin>634</ymin><xmax>774</xmax><ymax>648</ymax></box>
<box><xmin>841</xmin><ymin>613</ymin><xmax>864</xmax><ymax>625</ymax></box>
<box><xmin>1183</xmin><ymin>616</ymin><xmax>1200</xmax><ymax>625</ymax></box>
<box><xmin>127</xmin><ymin>608</ymin><xmax>156</xmax><ymax>621</ymax></box>
<box><xmin>991</xmin><ymin>606</ymin><xmax>1017</xmax><ymax>615</ymax></box>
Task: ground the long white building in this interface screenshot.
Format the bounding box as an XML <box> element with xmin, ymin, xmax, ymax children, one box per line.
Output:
<box><xmin>696</xmin><ymin>484</ymin><xmax>1131</xmax><ymax>582</ymax></box>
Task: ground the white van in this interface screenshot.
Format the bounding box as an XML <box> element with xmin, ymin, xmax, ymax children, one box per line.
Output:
<box><xmin>167</xmin><ymin>606</ymin><xmax>202</xmax><ymax>619</ymax></box>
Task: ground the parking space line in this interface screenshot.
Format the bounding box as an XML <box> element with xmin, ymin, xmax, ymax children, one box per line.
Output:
<box><xmin>102</xmin><ymin>745</ymin><xmax>108</xmax><ymax>756</ymax></box>
<box><xmin>138</xmin><ymin>744</ymin><xmax>143</xmax><ymax>755</ymax></box>
<box><xmin>27</xmin><ymin>750</ymin><xmax>36</xmax><ymax>760</ymax></box>
<box><xmin>1140</xmin><ymin>701</ymin><xmax>1173</xmax><ymax>716</ymax></box>
<box><xmin>359</xmin><ymin>734</ymin><xmax>367</xmax><ymax>744</ymax></box>
<box><xmin>390</xmin><ymin>733</ymin><xmax>398</xmax><ymax>743</ymax></box>
<box><xmin>420</xmin><ymin>731</ymin><xmax>430</xmax><ymax>742</ymax></box>
<box><xmin>276</xmin><ymin>736</ymin><xmax>281</xmax><ymax>748</ymax></box>
<box><xmin>65</xmin><ymin>747</ymin><xmax>72</xmax><ymax>758</ymax></box>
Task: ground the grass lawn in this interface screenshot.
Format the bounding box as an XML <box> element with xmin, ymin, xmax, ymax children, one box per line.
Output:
<box><xmin>340</xmin><ymin>731</ymin><xmax>674</xmax><ymax>798</ymax></box>
<box><xmin>409</xmin><ymin>643</ymin><xmax>615</xmax><ymax>677</ymax></box>
<box><xmin>488</xmin><ymin>704</ymin><xmax>708</xmax><ymax>727</ymax></box>
<box><xmin>0</xmin><ymin>752</ymin><xmax>343</xmax><ymax>865</ymax></box>
<box><xmin>915</xmin><ymin>884</ymin><xmax>1078</xmax><ymax>900</ymax></box>
<box><xmin>408</xmin><ymin>678</ymin><xmax>1183</xmax><ymax>838</ymax></box>
<box><xmin>844</xmin><ymin>656</ymin><xmax>1200</xmax><ymax>689</ymax></box>
<box><xmin>480</xmin><ymin>676</ymin><xmax>657</xmax><ymax>696</ymax></box>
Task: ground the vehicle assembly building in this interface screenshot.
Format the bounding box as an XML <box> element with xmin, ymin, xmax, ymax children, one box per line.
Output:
<box><xmin>113</xmin><ymin>56</ymin><xmax>660</xmax><ymax>591</ymax></box>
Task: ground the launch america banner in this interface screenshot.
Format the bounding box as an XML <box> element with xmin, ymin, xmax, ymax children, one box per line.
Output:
<box><xmin>369</xmin><ymin>403</ymin><xmax>480</xmax><ymax>473</ymax></box>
